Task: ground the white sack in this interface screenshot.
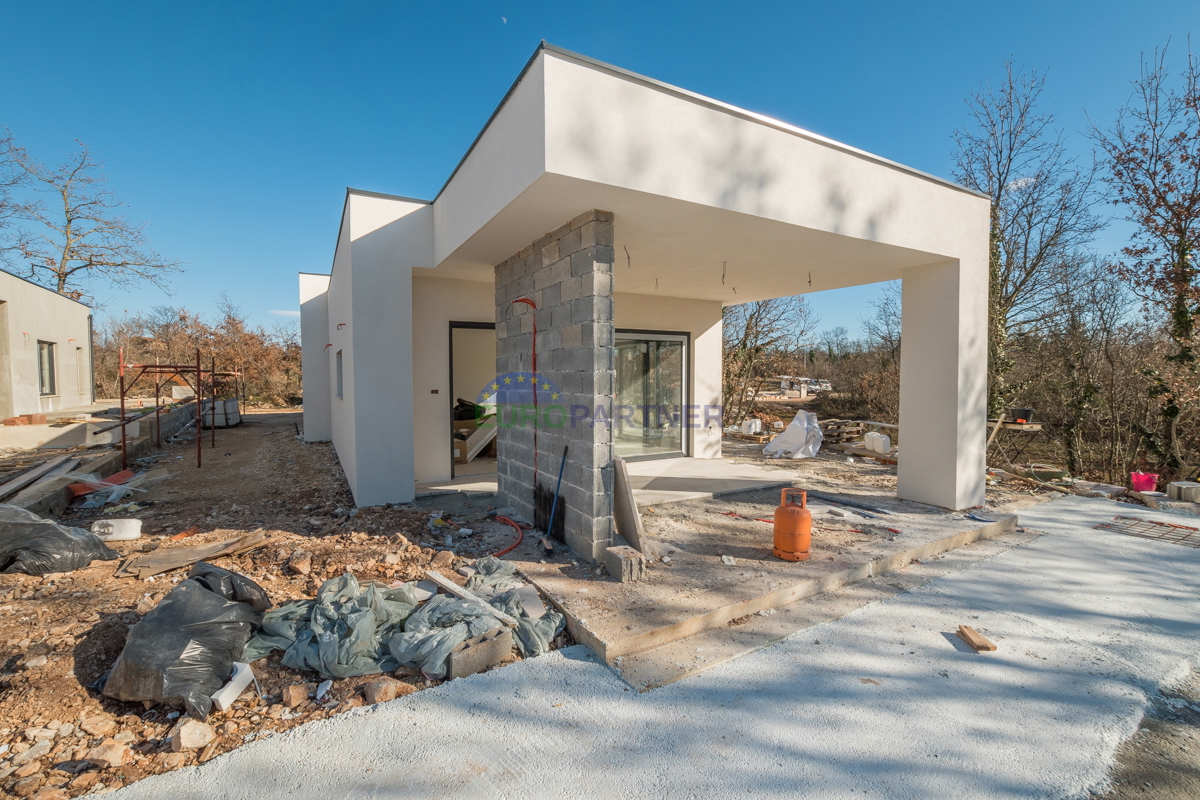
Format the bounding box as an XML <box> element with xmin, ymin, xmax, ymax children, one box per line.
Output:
<box><xmin>763</xmin><ymin>411</ymin><xmax>823</xmax><ymax>459</ymax></box>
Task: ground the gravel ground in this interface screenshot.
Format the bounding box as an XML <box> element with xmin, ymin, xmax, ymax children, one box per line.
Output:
<box><xmin>0</xmin><ymin>411</ymin><xmax>564</xmax><ymax>798</ymax></box>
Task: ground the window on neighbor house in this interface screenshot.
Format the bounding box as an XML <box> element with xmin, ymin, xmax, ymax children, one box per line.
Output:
<box><xmin>76</xmin><ymin>347</ymin><xmax>85</xmax><ymax>394</ymax></box>
<box><xmin>38</xmin><ymin>341</ymin><xmax>56</xmax><ymax>396</ymax></box>
<box><xmin>336</xmin><ymin>350</ymin><xmax>343</xmax><ymax>399</ymax></box>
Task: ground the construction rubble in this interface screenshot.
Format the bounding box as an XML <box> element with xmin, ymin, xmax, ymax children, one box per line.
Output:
<box><xmin>0</xmin><ymin>412</ymin><xmax>567</xmax><ymax>798</ymax></box>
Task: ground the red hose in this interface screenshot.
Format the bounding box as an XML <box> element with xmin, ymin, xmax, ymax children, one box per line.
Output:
<box><xmin>491</xmin><ymin>515</ymin><xmax>526</xmax><ymax>557</ymax></box>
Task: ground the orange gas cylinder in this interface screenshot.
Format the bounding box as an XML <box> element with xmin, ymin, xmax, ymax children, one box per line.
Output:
<box><xmin>773</xmin><ymin>488</ymin><xmax>812</xmax><ymax>561</ymax></box>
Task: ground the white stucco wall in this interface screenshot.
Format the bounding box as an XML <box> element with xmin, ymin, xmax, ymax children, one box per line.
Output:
<box><xmin>299</xmin><ymin>272</ymin><xmax>331</xmax><ymax>442</ymax></box>
<box><xmin>411</xmin><ymin>276</ymin><xmax>494</xmax><ymax>484</ymax></box>
<box><xmin>326</xmin><ymin>204</ymin><xmax>357</xmax><ymax>492</ymax></box>
<box><xmin>614</xmin><ymin>293</ymin><xmax>723</xmax><ymax>459</ymax></box>
<box><xmin>0</xmin><ymin>271</ymin><xmax>93</xmax><ymax>418</ymax></box>
<box><xmin>433</xmin><ymin>56</ymin><xmax>547</xmax><ymax>267</ymax></box>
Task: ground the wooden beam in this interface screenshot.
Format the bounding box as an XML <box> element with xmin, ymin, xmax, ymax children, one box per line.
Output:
<box><xmin>424</xmin><ymin>570</ymin><xmax>519</xmax><ymax>628</ymax></box>
<box><xmin>0</xmin><ymin>455</ymin><xmax>70</xmax><ymax>501</ymax></box>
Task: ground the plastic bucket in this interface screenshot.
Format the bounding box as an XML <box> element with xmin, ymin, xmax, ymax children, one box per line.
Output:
<box><xmin>91</xmin><ymin>519</ymin><xmax>142</xmax><ymax>541</ymax></box>
<box><xmin>1130</xmin><ymin>472</ymin><xmax>1159</xmax><ymax>493</ymax></box>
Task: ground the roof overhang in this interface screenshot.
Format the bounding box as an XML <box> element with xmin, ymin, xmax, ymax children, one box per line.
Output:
<box><xmin>338</xmin><ymin>43</ymin><xmax>990</xmax><ymax>305</ymax></box>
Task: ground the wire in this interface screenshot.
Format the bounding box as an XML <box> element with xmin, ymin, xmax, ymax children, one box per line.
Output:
<box><xmin>492</xmin><ymin>515</ymin><xmax>526</xmax><ymax>557</ymax></box>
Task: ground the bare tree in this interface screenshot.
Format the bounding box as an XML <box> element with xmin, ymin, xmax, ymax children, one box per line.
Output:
<box><xmin>0</xmin><ymin>128</ymin><xmax>27</xmax><ymax>264</ymax></box>
<box><xmin>953</xmin><ymin>62</ymin><xmax>1103</xmax><ymax>415</ymax></box>
<box><xmin>1091</xmin><ymin>42</ymin><xmax>1200</xmax><ymax>477</ymax></box>
<box><xmin>722</xmin><ymin>296</ymin><xmax>817</xmax><ymax>426</ymax></box>
<box><xmin>862</xmin><ymin>282</ymin><xmax>902</xmax><ymax>365</ymax></box>
<box><xmin>9</xmin><ymin>140</ymin><xmax>180</xmax><ymax>300</ymax></box>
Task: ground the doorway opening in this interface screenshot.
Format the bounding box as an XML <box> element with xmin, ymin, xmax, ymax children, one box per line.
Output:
<box><xmin>615</xmin><ymin>330</ymin><xmax>689</xmax><ymax>461</ymax></box>
<box><xmin>449</xmin><ymin>322</ymin><xmax>497</xmax><ymax>479</ymax></box>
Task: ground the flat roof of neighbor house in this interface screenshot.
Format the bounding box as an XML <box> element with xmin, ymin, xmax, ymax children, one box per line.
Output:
<box><xmin>0</xmin><ymin>268</ymin><xmax>93</xmax><ymax>308</ymax></box>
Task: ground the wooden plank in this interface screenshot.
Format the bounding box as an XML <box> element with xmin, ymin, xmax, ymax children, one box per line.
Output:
<box><xmin>424</xmin><ymin>570</ymin><xmax>519</xmax><ymax>628</ymax></box>
<box><xmin>114</xmin><ymin>529</ymin><xmax>272</xmax><ymax>579</ymax></box>
<box><xmin>0</xmin><ymin>455</ymin><xmax>70</xmax><ymax>501</ymax></box>
<box><xmin>832</xmin><ymin>444</ymin><xmax>898</xmax><ymax>464</ymax></box>
<box><xmin>956</xmin><ymin>625</ymin><xmax>997</xmax><ymax>652</ymax></box>
<box><xmin>464</xmin><ymin>423</ymin><xmax>497</xmax><ymax>462</ymax></box>
<box><xmin>613</xmin><ymin>456</ymin><xmax>647</xmax><ymax>554</ymax></box>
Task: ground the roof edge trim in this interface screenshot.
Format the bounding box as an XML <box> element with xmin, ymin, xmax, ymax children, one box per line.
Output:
<box><xmin>346</xmin><ymin>187</ymin><xmax>431</xmax><ymax>204</ymax></box>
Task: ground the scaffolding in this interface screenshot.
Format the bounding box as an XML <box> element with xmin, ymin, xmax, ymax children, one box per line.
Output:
<box><xmin>109</xmin><ymin>347</ymin><xmax>243</xmax><ymax>469</ymax></box>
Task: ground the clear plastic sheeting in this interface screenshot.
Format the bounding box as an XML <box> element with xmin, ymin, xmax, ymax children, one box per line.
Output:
<box><xmin>387</xmin><ymin>595</ymin><xmax>501</xmax><ymax>679</ymax></box>
<box><xmin>465</xmin><ymin>555</ymin><xmax>524</xmax><ymax>598</ymax></box>
<box><xmin>0</xmin><ymin>503</ymin><xmax>119</xmax><ymax>575</ymax></box>
<box><xmin>102</xmin><ymin>563</ymin><xmax>271</xmax><ymax>719</ymax></box>
<box><xmin>763</xmin><ymin>411</ymin><xmax>824</xmax><ymax>459</ymax></box>
<box><xmin>488</xmin><ymin>589</ymin><xmax>565</xmax><ymax>658</ymax></box>
<box><xmin>241</xmin><ymin>573</ymin><xmax>418</xmax><ymax>679</ymax></box>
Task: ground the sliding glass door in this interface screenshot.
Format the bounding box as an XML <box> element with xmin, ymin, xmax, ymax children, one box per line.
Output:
<box><xmin>614</xmin><ymin>333</ymin><xmax>687</xmax><ymax>459</ymax></box>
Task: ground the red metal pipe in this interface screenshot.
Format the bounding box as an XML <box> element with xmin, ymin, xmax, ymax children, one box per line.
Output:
<box><xmin>119</xmin><ymin>347</ymin><xmax>127</xmax><ymax>469</ymax></box>
<box><xmin>196</xmin><ymin>348</ymin><xmax>202</xmax><ymax>468</ymax></box>
<box><xmin>510</xmin><ymin>298</ymin><xmax>538</xmax><ymax>499</ymax></box>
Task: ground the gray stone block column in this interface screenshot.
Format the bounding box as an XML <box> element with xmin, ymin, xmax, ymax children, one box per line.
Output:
<box><xmin>494</xmin><ymin>210</ymin><xmax>615</xmax><ymax>561</ymax></box>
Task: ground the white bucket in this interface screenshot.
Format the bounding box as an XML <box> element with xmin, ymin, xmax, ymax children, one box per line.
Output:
<box><xmin>91</xmin><ymin>519</ymin><xmax>142</xmax><ymax>541</ymax></box>
<box><xmin>741</xmin><ymin>418</ymin><xmax>762</xmax><ymax>435</ymax></box>
<box><xmin>863</xmin><ymin>431</ymin><xmax>880</xmax><ymax>451</ymax></box>
<box><xmin>877</xmin><ymin>434</ymin><xmax>891</xmax><ymax>453</ymax></box>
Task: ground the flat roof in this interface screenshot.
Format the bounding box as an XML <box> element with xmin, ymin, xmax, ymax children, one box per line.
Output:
<box><xmin>433</xmin><ymin>41</ymin><xmax>986</xmax><ymax>203</ymax></box>
<box><xmin>0</xmin><ymin>268</ymin><xmax>93</xmax><ymax>309</ymax></box>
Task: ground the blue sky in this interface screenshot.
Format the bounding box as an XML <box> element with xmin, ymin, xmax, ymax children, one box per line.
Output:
<box><xmin>2</xmin><ymin>1</ymin><xmax>1196</xmax><ymax>338</ymax></box>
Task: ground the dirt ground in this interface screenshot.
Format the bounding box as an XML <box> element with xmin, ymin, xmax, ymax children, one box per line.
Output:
<box><xmin>1091</xmin><ymin>670</ymin><xmax>1200</xmax><ymax>798</ymax></box>
<box><xmin>0</xmin><ymin>410</ymin><xmax>558</xmax><ymax>798</ymax></box>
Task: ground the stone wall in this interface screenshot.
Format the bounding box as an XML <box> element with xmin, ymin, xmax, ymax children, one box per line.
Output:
<box><xmin>494</xmin><ymin>210</ymin><xmax>615</xmax><ymax>561</ymax></box>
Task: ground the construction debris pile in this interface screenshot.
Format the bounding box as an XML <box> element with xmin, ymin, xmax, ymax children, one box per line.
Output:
<box><xmin>0</xmin><ymin>412</ymin><xmax>566</xmax><ymax>799</ymax></box>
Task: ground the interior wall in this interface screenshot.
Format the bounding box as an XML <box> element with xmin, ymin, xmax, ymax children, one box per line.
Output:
<box><xmin>451</xmin><ymin>327</ymin><xmax>497</xmax><ymax>405</ymax></box>
<box><xmin>614</xmin><ymin>292</ymin><xmax>723</xmax><ymax>458</ymax></box>
<box><xmin>299</xmin><ymin>273</ymin><xmax>332</xmax><ymax>442</ymax></box>
<box><xmin>412</xmin><ymin>275</ymin><xmax>495</xmax><ymax>484</ymax></box>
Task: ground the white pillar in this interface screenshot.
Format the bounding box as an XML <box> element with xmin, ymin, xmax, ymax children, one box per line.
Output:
<box><xmin>299</xmin><ymin>273</ymin><xmax>332</xmax><ymax>442</ymax></box>
<box><xmin>896</xmin><ymin>259</ymin><xmax>987</xmax><ymax>509</ymax></box>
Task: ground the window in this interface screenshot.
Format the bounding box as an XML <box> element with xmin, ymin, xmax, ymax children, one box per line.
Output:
<box><xmin>76</xmin><ymin>347</ymin><xmax>85</xmax><ymax>394</ymax></box>
<box><xmin>335</xmin><ymin>350</ymin><xmax>343</xmax><ymax>399</ymax></box>
<box><xmin>37</xmin><ymin>341</ymin><xmax>56</xmax><ymax>396</ymax></box>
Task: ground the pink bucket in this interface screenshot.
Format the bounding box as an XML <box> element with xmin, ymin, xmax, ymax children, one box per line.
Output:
<box><xmin>1130</xmin><ymin>472</ymin><xmax>1159</xmax><ymax>492</ymax></box>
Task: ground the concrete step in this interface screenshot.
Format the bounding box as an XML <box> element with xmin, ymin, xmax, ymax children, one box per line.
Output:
<box><xmin>519</xmin><ymin>513</ymin><xmax>1019</xmax><ymax>665</ymax></box>
<box><xmin>611</xmin><ymin>526</ymin><xmax>1044</xmax><ymax>691</ymax></box>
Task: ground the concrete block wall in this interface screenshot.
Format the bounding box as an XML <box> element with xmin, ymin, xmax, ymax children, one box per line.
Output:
<box><xmin>494</xmin><ymin>209</ymin><xmax>615</xmax><ymax>561</ymax></box>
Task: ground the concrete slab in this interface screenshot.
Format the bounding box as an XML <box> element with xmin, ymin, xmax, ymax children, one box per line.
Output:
<box><xmin>515</xmin><ymin>485</ymin><xmax>1017</xmax><ymax>662</ymax></box>
<box><xmin>414</xmin><ymin>455</ymin><xmax>794</xmax><ymax>508</ymax></box>
<box><xmin>615</xmin><ymin>527</ymin><xmax>1043</xmax><ymax>691</ymax></box>
<box><xmin>623</xmin><ymin>457</ymin><xmax>792</xmax><ymax>507</ymax></box>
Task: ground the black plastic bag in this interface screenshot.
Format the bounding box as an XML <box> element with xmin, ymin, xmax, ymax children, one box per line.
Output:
<box><xmin>102</xmin><ymin>562</ymin><xmax>271</xmax><ymax>719</ymax></box>
<box><xmin>0</xmin><ymin>504</ymin><xmax>119</xmax><ymax>575</ymax></box>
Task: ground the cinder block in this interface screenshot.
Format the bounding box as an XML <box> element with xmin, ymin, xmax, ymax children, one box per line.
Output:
<box><xmin>604</xmin><ymin>546</ymin><xmax>646</xmax><ymax>582</ymax></box>
<box><xmin>1168</xmin><ymin>482</ymin><xmax>1200</xmax><ymax>502</ymax></box>
<box><xmin>446</xmin><ymin>627</ymin><xmax>513</xmax><ymax>680</ymax></box>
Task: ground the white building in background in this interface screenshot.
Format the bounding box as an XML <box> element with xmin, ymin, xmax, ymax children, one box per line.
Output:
<box><xmin>0</xmin><ymin>270</ymin><xmax>95</xmax><ymax>419</ymax></box>
<box><xmin>300</xmin><ymin>43</ymin><xmax>990</xmax><ymax>560</ymax></box>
